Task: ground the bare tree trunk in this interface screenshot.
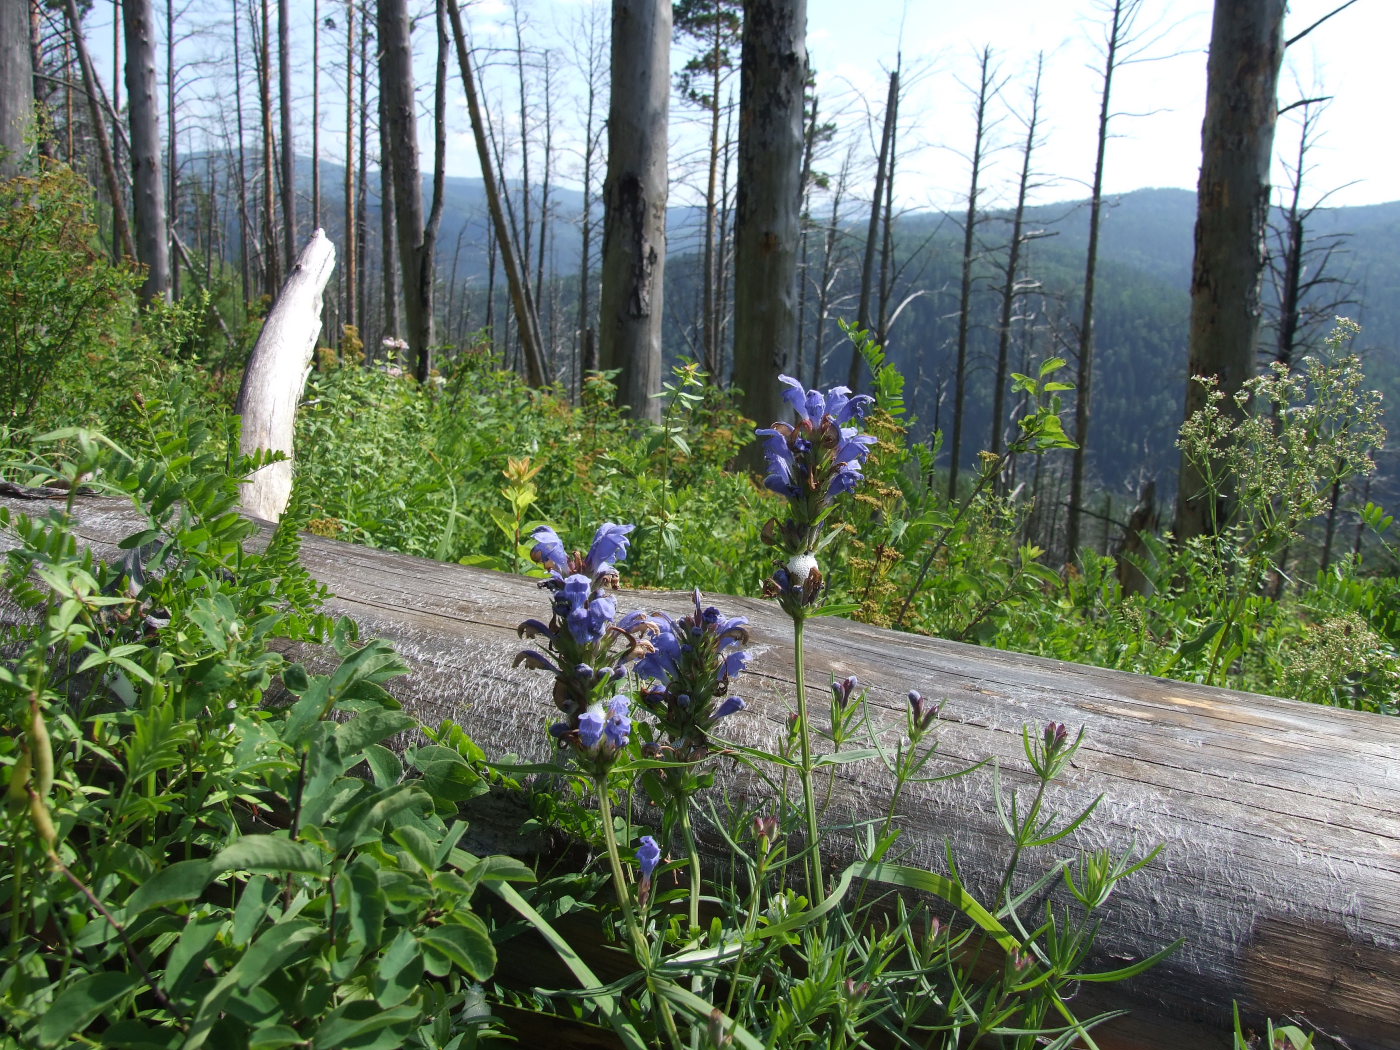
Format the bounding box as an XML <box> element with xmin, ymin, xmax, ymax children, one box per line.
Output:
<box><xmin>847</xmin><ymin>66</ymin><xmax>896</xmax><ymax>391</ymax></box>
<box><xmin>342</xmin><ymin>0</ymin><xmax>355</xmax><ymax>334</ymax></box>
<box><xmin>534</xmin><ymin>51</ymin><xmax>552</xmax><ymax>320</ymax></box>
<box><xmin>378</xmin><ymin>83</ymin><xmax>400</xmax><ymax>350</ymax></box>
<box><xmin>123</xmin><ymin>0</ymin><xmax>170</xmax><ymax>305</ymax></box>
<box><xmin>572</xmin><ymin>3</ymin><xmax>605</xmax><ymax>393</ymax></box>
<box><xmin>875</xmin><ymin>74</ymin><xmax>897</xmax><ymax>344</ymax></box>
<box><xmin>1069</xmin><ymin>0</ymin><xmax>1141</xmax><ymax>555</ymax></box>
<box><xmin>733</xmin><ymin>0</ymin><xmax>805</xmax><ymax>444</ymax></box>
<box><xmin>311</xmin><ymin>0</ymin><xmax>319</xmax><ymax>228</ymax></box>
<box><xmin>445</xmin><ymin>0</ymin><xmax>547</xmax><ymax>386</ymax></box>
<box><xmin>0</xmin><ymin>0</ymin><xmax>33</xmax><ymax>177</ymax></box>
<box><xmin>811</xmin><ymin>147</ymin><xmax>849</xmax><ymax>391</ymax></box>
<box><xmin>1174</xmin><ymin>0</ymin><xmax>1286</xmax><ymax>540</ymax></box>
<box><xmin>63</xmin><ymin>0</ymin><xmax>135</xmax><ymax>260</ymax></box>
<box><xmin>165</xmin><ymin>0</ymin><xmax>180</xmax><ymax>299</ymax></box>
<box><xmin>277</xmin><ymin>0</ymin><xmax>296</xmax><ymax>274</ymax></box>
<box><xmin>949</xmin><ymin>47</ymin><xmax>997</xmax><ymax>500</ymax></box>
<box><xmin>232</xmin><ymin>0</ymin><xmax>251</xmax><ymax>305</ymax></box>
<box><xmin>258</xmin><ymin>0</ymin><xmax>278</xmax><ymax>295</ymax></box>
<box><xmin>356</xmin><ymin>12</ymin><xmax>369</xmax><ymax>345</ymax></box>
<box><xmin>991</xmin><ymin>53</ymin><xmax>1043</xmax><ymax>463</ymax></box>
<box><xmin>112</xmin><ymin>2</ymin><xmax>124</xmax><ymax>261</ymax></box>
<box><xmin>598</xmin><ymin>0</ymin><xmax>669</xmax><ymax>423</ymax></box>
<box><xmin>511</xmin><ymin>2</ymin><xmax>532</xmax><ymax>294</ymax></box>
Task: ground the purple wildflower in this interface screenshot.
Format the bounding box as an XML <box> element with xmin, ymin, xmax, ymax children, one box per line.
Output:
<box><xmin>713</xmin><ymin>696</ymin><xmax>746</xmax><ymax>720</ymax></box>
<box><xmin>757</xmin><ymin>377</ymin><xmax>876</xmax><ymax>614</ymax></box>
<box><xmin>637</xmin><ymin>835</ymin><xmax>661</xmax><ymax>880</ymax></box>
<box><xmin>577</xmin><ymin>708</ymin><xmax>605</xmax><ymax>750</ymax></box>
<box><xmin>632</xmin><ymin>590</ymin><xmax>752</xmax><ymax>758</ymax></box>
<box><xmin>529</xmin><ymin>526</ymin><xmax>569</xmax><ymax>575</ymax></box>
<box><xmin>605</xmin><ymin>695</ymin><xmax>632</xmax><ymax>750</ymax></box>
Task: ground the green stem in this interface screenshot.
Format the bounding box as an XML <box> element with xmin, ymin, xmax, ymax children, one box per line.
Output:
<box><xmin>677</xmin><ymin>798</ymin><xmax>702</xmax><ymax>935</ymax></box>
<box><xmin>595</xmin><ymin>780</ymin><xmax>649</xmax><ymax>961</ymax></box>
<box><xmin>597</xmin><ymin>782</ymin><xmax>686</xmax><ymax>1050</ymax></box>
<box><xmin>792</xmin><ymin>615</ymin><xmax>825</xmax><ymax>897</ymax></box>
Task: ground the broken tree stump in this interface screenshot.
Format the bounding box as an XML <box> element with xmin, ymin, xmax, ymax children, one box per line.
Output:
<box><xmin>2</xmin><ymin>492</ymin><xmax>1397</xmax><ymax>1050</ymax></box>
<box><xmin>234</xmin><ymin>229</ymin><xmax>335</xmax><ymax>522</ymax></box>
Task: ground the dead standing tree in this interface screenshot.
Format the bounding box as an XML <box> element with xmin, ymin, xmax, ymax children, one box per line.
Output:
<box><xmin>947</xmin><ymin>46</ymin><xmax>1004</xmax><ymax>501</ymax></box>
<box><xmin>445</xmin><ymin>0</ymin><xmax>548</xmax><ymax>387</ymax></box>
<box><xmin>123</xmin><ymin>0</ymin><xmax>171</xmax><ymax>305</ymax></box>
<box><xmin>733</xmin><ymin>0</ymin><xmax>807</xmax><ymax>447</ymax></box>
<box><xmin>1065</xmin><ymin>0</ymin><xmax>1151</xmax><ymax>557</ymax></box>
<box><xmin>376</xmin><ymin>0</ymin><xmax>445</xmax><ymax>381</ymax></box>
<box><xmin>597</xmin><ymin>0</ymin><xmax>670</xmax><ymax>423</ymax></box>
<box><xmin>1174</xmin><ymin>0</ymin><xmax>1287</xmax><ymax>541</ymax></box>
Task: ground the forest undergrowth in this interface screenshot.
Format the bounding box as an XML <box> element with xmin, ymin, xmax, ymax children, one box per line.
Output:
<box><xmin>1</xmin><ymin>166</ymin><xmax>1376</xmax><ymax>1050</ymax></box>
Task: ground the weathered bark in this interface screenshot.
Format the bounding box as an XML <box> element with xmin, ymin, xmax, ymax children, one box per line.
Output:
<box><xmin>5</xmin><ymin>497</ymin><xmax>1400</xmax><ymax>1050</ymax></box>
<box><xmin>122</xmin><ymin>0</ymin><xmax>171</xmax><ymax>305</ymax></box>
<box><xmin>1174</xmin><ymin>0</ymin><xmax>1286</xmax><ymax>541</ymax></box>
<box><xmin>444</xmin><ymin>0</ymin><xmax>547</xmax><ymax>386</ymax></box>
<box><xmin>733</xmin><ymin>0</ymin><xmax>806</xmax><ymax>445</ymax></box>
<box><xmin>63</xmin><ymin>0</ymin><xmax>135</xmax><ymax>262</ymax></box>
<box><xmin>235</xmin><ymin>230</ymin><xmax>335</xmax><ymax>521</ymax></box>
<box><xmin>0</xmin><ymin>0</ymin><xmax>32</xmax><ymax>177</ymax></box>
<box><xmin>377</xmin><ymin>0</ymin><xmax>434</xmax><ymax>380</ymax></box>
<box><xmin>598</xmin><ymin>0</ymin><xmax>669</xmax><ymax>423</ymax></box>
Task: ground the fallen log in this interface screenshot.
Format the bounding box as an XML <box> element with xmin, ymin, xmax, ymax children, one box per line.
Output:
<box><xmin>2</xmin><ymin>493</ymin><xmax>1397</xmax><ymax>1050</ymax></box>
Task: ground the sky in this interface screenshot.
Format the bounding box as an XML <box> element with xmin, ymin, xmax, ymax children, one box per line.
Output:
<box><xmin>76</xmin><ymin>0</ymin><xmax>1397</xmax><ymax>213</ymax></box>
<box><xmin>801</xmin><ymin>0</ymin><xmax>1394</xmax><ymax>211</ymax></box>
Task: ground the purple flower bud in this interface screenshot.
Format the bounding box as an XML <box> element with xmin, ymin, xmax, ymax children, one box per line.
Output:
<box><xmin>832</xmin><ymin>676</ymin><xmax>859</xmax><ymax>708</ymax></box>
<box><xmin>529</xmin><ymin>525</ymin><xmax>569</xmax><ymax>574</ymax></box>
<box><xmin>752</xmin><ymin>814</ymin><xmax>780</xmax><ymax>843</ymax></box>
<box><xmin>713</xmin><ymin>696</ymin><xmax>746</xmax><ymax>720</ymax></box>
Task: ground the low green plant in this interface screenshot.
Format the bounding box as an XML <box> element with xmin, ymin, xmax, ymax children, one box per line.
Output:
<box><xmin>0</xmin><ymin>399</ymin><xmax>526</xmax><ymax>1049</ymax></box>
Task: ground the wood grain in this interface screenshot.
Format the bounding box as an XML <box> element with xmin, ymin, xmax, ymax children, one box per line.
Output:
<box><xmin>4</xmin><ymin>493</ymin><xmax>1397</xmax><ymax>1050</ymax></box>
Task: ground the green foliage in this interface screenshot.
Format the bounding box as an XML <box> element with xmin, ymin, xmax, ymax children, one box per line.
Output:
<box><xmin>0</xmin><ymin>168</ymin><xmax>139</xmax><ymax>429</ymax></box>
<box><xmin>0</xmin><ymin>398</ymin><xmax>526</xmax><ymax>1049</ymax></box>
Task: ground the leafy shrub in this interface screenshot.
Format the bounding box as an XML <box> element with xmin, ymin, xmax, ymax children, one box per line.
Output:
<box><xmin>0</xmin><ymin>168</ymin><xmax>137</xmax><ymax>429</ymax></box>
<box><xmin>0</xmin><ymin>397</ymin><xmax>526</xmax><ymax>1048</ymax></box>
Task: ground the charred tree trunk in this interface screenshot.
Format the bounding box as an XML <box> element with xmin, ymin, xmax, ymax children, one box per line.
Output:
<box><xmin>1174</xmin><ymin>0</ymin><xmax>1286</xmax><ymax>540</ymax></box>
<box><xmin>733</xmin><ymin>0</ymin><xmax>806</xmax><ymax>444</ymax></box>
<box><xmin>123</xmin><ymin>0</ymin><xmax>170</xmax><ymax>305</ymax></box>
<box><xmin>377</xmin><ymin>0</ymin><xmax>434</xmax><ymax>380</ymax></box>
<box><xmin>597</xmin><ymin>0</ymin><xmax>670</xmax><ymax>423</ymax></box>
<box><xmin>278</xmin><ymin>0</ymin><xmax>296</xmax><ymax>273</ymax></box>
